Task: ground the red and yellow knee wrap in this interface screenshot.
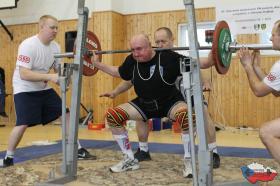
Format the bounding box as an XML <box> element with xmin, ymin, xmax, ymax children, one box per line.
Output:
<box><xmin>105</xmin><ymin>107</ymin><xmax>129</xmax><ymax>128</ymax></box>
<box><xmin>174</xmin><ymin>109</ymin><xmax>196</xmax><ymax>131</ymax></box>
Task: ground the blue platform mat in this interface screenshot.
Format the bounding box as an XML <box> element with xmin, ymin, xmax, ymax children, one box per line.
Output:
<box><xmin>0</xmin><ymin>139</ymin><xmax>272</xmax><ymax>164</ymax></box>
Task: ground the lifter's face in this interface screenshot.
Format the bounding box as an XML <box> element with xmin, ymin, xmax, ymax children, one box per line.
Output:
<box><xmin>130</xmin><ymin>35</ymin><xmax>153</xmax><ymax>62</ymax></box>
<box><xmin>154</xmin><ymin>29</ymin><xmax>173</xmax><ymax>48</ymax></box>
<box><xmin>40</xmin><ymin>18</ymin><xmax>58</xmax><ymax>42</ymax></box>
<box><xmin>270</xmin><ymin>23</ymin><xmax>280</xmax><ymax>50</ymax></box>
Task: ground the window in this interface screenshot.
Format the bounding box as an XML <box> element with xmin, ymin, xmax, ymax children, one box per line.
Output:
<box><xmin>260</xmin><ymin>32</ymin><xmax>279</xmax><ymax>56</ymax></box>
<box><xmin>0</xmin><ymin>0</ymin><xmax>18</xmax><ymax>10</ymax></box>
<box><xmin>178</xmin><ymin>22</ymin><xmax>216</xmax><ymax>57</ymax></box>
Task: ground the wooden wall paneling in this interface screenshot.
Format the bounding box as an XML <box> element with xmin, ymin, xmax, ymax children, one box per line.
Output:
<box><xmin>208</xmin><ymin>68</ymin><xmax>222</xmax><ymax>125</ymax></box>
<box><xmin>231</xmin><ymin>56</ymin><xmax>239</xmax><ymax>128</ymax></box>
<box><xmin>91</xmin><ymin>12</ymin><xmax>112</xmax><ymax>124</ymax></box>
<box><xmin>91</xmin><ymin>11</ymin><xmax>127</xmax><ymax>124</ymax></box>
<box><xmin>220</xmin><ymin>70</ymin><xmax>229</xmax><ymax>125</ymax></box>
<box><xmin>111</xmin><ymin>12</ymin><xmax>128</xmax><ymax>107</ymax></box>
<box><xmin>236</xmin><ymin>60</ymin><xmax>245</xmax><ymax>128</ymax></box>
<box><xmin>237</xmin><ymin>57</ymin><xmax>246</xmax><ymax>126</ymax></box>
<box><xmin>196</xmin><ymin>8</ymin><xmax>216</xmax><ymax>22</ymax></box>
<box><xmin>83</xmin><ymin>16</ymin><xmax>95</xmax><ymax>117</ymax></box>
<box><xmin>0</xmin><ymin>28</ymin><xmax>13</xmax><ymax>124</ymax></box>
<box><xmin>0</xmin><ymin>23</ymin><xmax>38</xmax><ymax>124</ymax></box>
<box><xmin>225</xmin><ymin>61</ymin><xmax>235</xmax><ymax>127</ymax></box>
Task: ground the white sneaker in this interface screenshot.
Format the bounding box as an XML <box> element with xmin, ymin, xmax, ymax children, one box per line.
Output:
<box><xmin>183</xmin><ymin>158</ymin><xmax>193</xmax><ymax>178</ymax></box>
<box><xmin>110</xmin><ymin>155</ymin><xmax>139</xmax><ymax>173</ymax></box>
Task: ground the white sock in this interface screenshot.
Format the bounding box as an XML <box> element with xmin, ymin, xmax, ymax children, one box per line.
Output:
<box><xmin>209</xmin><ymin>142</ymin><xmax>218</xmax><ymax>154</ymax></box>
<box><xmin>213</xmin><ymin>148</ymin><xmax>218</xmax><ymax>153</ymax></box>
<box><xmin>113</xmin><ymin>132</ymin><xmax>134</xmax><ymax>160</ymax></box>
<box><xmin>77</xmin><ymin>140</ymin><xmax>82</xmax><ymax>149</ymax></box>
<box><xmin>139</xmin><ymin>142</ymin><xmax>149</xmax><ymax>152</ymax></box>
<box><xmin>5</xmin><ymin>151</ymin><xmax>14</xmax><ymax>159</ymax></box>
<box><xmin>181</xmin><ymin>133</ymin><xmax>191</xmax><ymax>159</ymax></box>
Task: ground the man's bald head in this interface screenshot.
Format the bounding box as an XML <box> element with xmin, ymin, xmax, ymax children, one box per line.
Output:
<box><xmin>130</xmin><ymin>33</ymin><xmax>151</xmax><ymax>48</ymax></box>
<box><xmin>130</xmin><ymin>33</ymin><xmax>154</xmax><ymax>62</ymax></box>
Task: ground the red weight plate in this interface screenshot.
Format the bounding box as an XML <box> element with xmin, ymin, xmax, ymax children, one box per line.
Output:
<box><xmin>83</xmin><ymin>31</ymin><xmax>102</xmax><ymax>76</ymax></box>
<box><xmin>73</xmin><ymin>31</ymin><xmax>102</xmax><ymax>76</ymax></box>
<box><xmin>212</xmin><ymin>20</ymin><xmax>230</xmax><ymax>75</ymax></box>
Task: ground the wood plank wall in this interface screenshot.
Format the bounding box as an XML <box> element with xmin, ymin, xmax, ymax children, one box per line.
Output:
<box><xmin>91</xmin><ymin>11</ymin><xmax>126</xmax><ymax>124</ymax></box>
<box><xmin>1</xmin><ymin>8</ymin><xmax>280</xmax><ymax>129</ymax></box>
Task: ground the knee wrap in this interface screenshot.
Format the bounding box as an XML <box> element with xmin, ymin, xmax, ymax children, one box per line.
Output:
<box><xmin>174</xmin><ymin>109</ymin><xmax>196</xmax><ymax>131</ymax></box>
<box><xmin>106</xmin><ymin>107</ymin><xmax>129</xmax><ymax>128</ymax></box>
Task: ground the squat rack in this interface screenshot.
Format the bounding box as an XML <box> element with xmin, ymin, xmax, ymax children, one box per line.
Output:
<box><xmin>182</xmin><ymin>1</ymin><xmax>211</xmax><ymax>185</ymax></box>
<box><xmin>36</xmin><ymin>0</ymin><xmax>88</xmax><ymax>185</ymax></box>
<box><xmin>183</xmin><ymin>1</ymin><xmax>259</xmax><ymax>186</ymax></box>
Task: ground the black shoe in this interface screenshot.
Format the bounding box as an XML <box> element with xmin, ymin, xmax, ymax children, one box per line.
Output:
<box><xmin>213</xmin><ymin>152</ymin><xmax>220</xmax><ymax>169</ymax></box>
<box><xmin>0</xmin><ymin>157</ymin><xmax>14</xmax><ymax>168</ymax></box>
<box><xmin>134</xmin><ymin>148</ymin><xmax>151</xmax><ymax>162</ymax></box>
<box><xmin>0</xmin><ymin>112</ymin><xmax>8</xmax><ymax>118</ymax></box>
<box><xmin>78</xmin><ymin>148</ymin><xmax>97</xmax><ymax>160</ymax></box>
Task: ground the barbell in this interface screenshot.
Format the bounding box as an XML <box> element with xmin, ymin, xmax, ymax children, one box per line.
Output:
<box><xmin>54</xmin><ymin>20</ymin><xmax>273</xmax><ymax>76</ymax></box>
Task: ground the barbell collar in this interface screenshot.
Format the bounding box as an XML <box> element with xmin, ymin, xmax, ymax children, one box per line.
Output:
<box><xmin>229</xmin><ymin>43</ymin><xmax>273</xmax><ymax>52</ymax></box>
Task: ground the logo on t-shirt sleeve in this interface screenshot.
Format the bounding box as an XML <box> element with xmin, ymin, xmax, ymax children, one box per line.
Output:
<box><xmin>18</xmin><ymin>55</ymin><xmax>30</xmax><ymax>63</ymax></box>
<box><xmin>266</xmin><ymin>72</ymin><xmax>277</xmax><ymax>82</ymax></box>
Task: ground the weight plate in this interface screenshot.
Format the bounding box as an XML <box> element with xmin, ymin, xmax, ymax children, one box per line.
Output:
<box><xmin>212</xmin><ymin>21</ymin><xmax>231</xmax><ymax>74</ymax></box>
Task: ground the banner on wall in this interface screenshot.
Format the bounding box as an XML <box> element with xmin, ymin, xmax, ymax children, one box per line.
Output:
<box><xmin>216</xmin><ymin>3</ymin><xmax>280</xmax><ymax>36</ymax></box>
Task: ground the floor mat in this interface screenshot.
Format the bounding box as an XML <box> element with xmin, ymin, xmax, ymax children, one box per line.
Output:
<box><xmin>0</xmin><ymin>139</ymin><xmax>272</xmax><ymax>164</ymax></box>
<box><xmin>0</xmin><ymin>149</ymin><xmax>278</xmax><ymax>186</ymax></box>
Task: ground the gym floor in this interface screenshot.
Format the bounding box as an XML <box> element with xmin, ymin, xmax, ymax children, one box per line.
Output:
<box><xmin>0</xmin><ymin>123</ymin><xmax>265</xmax><ymax>151</ymax></box>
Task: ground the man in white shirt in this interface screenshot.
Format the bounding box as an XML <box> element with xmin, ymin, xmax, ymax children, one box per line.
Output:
<box><xmin>0</xmin><ymin>15</ymin><xmax>95</xmax><ymax>168</ymax></box>
<box><xmin>239</xmin><ymin>20</ymin><xmax>280</xmax><ymax>164</ymax></box>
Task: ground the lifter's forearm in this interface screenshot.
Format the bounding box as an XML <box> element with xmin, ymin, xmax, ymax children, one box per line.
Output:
<box><xmin>93</xmin><ymin>60</ymin><xmax>120</xmax><ymax>77</ymax></box>
<box><xmin>113</xmin><ymin>81</ymin><xmax>133</xmax><ymax>96</ymax></box>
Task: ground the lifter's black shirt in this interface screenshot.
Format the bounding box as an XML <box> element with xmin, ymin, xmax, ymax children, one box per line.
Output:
<box><xmin>118</xmin><ymin>50</ymin><xmax>189</xmax><ymax>101</ymax></box>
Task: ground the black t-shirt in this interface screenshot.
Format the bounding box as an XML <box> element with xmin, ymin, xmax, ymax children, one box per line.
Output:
<box><xmin>118</xmin><ymin>50</ymin><xmax>189</xmax><ymax>100</ymax></box>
